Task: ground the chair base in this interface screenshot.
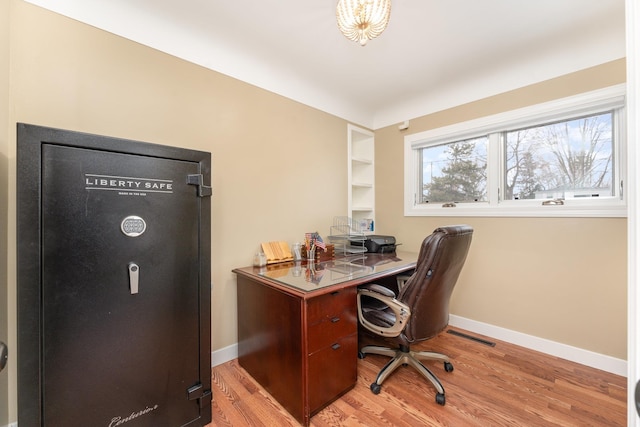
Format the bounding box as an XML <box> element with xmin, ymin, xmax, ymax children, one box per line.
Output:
<box><xmin>359</xmin><ymin>344</ymin><xmax>452</xmax><ymax>405</ymax></box>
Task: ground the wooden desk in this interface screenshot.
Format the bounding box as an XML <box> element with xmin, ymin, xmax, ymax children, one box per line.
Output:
<box><xmin>233</xmin><ymin>251</ymin><xmax>418</xmax><ymax>426</ymax></box>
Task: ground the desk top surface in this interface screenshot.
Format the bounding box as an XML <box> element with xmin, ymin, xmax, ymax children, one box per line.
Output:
<box><xmin>234</xmin><ymin>250</ymin><xmax>419</xmax><ymax>293</ymax></box>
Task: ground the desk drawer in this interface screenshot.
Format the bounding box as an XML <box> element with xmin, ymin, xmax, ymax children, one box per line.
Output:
<box><xmin>307</xmin><ymin>288</ymin><xmax>355</xmax><ymax>325</ymax></box>
<box><xmin>308</xmin><ymin>333</ymin><xmax>357</xmax><ymax>414</ymax></box>
<box><xmin>307</xmin><ymin>308</ymin><xmax>356</xmax><ymax>354</ymax></box>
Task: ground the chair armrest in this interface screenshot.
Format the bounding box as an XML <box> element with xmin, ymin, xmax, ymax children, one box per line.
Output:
<box><xmin>357</xmin><ymin>287</ymin><xmax>411</xmax><ymax>337</ymax></box>
<box><xmin>359</xmin><ymin>283</ymin><xmax>396</xmax><ymax>298</ymax></box>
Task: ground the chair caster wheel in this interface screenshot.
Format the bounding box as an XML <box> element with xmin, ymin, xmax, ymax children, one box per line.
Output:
<box><xmin>358</xmin><ymin>351</ymin><xmax>366</xmax><ymax>359</ymax></box>
<box><xmin>370</xmin><ymin>383</ymin><xmax>381</xmax><ymax>395</ymax></box>
<box><xmin>436</xmin><ymin>393</ymin><xmax>446</xmax><ymax>405</ymax></box>
<box><xmin>444</xmin><ymin>361</ymin><xmax>454</xmax><ymax>372</ymax></box>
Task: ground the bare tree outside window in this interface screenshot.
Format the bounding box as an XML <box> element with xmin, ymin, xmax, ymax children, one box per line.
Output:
<box><xmin>420</xmin><ymin>137</ymin><xmax>487</xmax><ymax>203</ymax></box>
<box><xmin>505</xmin><ymin>112</ymin><xmax>613</xmax><ymax>200</ymax></box>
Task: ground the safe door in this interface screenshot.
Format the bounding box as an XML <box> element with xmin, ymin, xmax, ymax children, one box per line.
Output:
<box><xmin>17</xmin><ymin>124</ymin><xmax>212</xmax><ymax>427</ymax></box>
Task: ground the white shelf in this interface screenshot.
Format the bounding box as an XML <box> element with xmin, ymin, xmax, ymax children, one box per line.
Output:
<box><xmin>347</xmin><ymin>124</ymin><xmax>374</xmax><ymax>233</ymax></box>
<box><xmin>351</xmin><ymin>156</ymin><xmax>373</xmax><ymax>165</ymax></box>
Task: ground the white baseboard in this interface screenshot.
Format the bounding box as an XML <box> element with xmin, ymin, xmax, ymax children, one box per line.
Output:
<box><xmin>449</xmin><ymin>315</ymin><xmax>627</xmax><ymax>377</ymax></box>
<box><xmin>211</xmin><ymin>317</ymin><xmax>627</xmax><ymax>377</ymax></box>
<box><xmin>211</xmin><ymin>342</ymin><xmax>238</xmax><ymax>367</ymax></box>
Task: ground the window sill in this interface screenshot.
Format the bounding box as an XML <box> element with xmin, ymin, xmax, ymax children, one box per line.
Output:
<box><xmin>404</xmin><ymin>202</ymin><xmax>627</xmax><ymax>218</ymax></box>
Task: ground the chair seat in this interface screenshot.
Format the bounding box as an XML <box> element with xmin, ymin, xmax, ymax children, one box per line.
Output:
<box><xmin>361</xmin><ymin>306</ymin><xmax>396</xmax><ymax>328</ymax></box>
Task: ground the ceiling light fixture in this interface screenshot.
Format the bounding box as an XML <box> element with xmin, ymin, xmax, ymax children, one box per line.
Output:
<box><xmin>336</xmin><ymin>0</ymin><xmax>391</xmax><ymax>46</ymax></box>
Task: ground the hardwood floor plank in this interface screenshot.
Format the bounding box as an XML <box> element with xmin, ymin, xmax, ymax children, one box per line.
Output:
<box><xmin>205</xmin><ymin>327</ymin><xmax>627</xmax><ymax>426</ymax></box>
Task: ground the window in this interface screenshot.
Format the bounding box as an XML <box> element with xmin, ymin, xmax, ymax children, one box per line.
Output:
<box><xmin>505</xmin><ymin>112</ymin><xmax>614</xmax><ymax>201</ymax></box>
<box><xmin>420</xmin><ymin>137</ymin><xmax>488</xmax><ymax>204</ymax></box>
<box><xmin>404</xmin><ymin>85</ymin><xmax>626</xmax><ymax>217</ymax></box>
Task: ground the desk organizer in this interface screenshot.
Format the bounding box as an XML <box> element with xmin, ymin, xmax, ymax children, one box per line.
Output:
<box><xmin>328</xmin><ymin>216</ymin><xmax>367</xmax><ymax>256</ymax></box>
<box><xmin>302</xmin><ymin>243</ymin><xmax>335</xmax><ymax>262</ymax></box>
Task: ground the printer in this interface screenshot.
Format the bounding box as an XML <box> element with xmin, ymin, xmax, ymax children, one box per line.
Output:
<box><xmin>350</xmin><ymin>235</ymin><xmax>399</xmax><ymax>253</ymax></box>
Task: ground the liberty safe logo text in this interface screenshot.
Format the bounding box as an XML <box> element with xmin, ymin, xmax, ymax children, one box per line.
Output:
<box><xmin>85</xmin><ymin>174</ymin><xmax>173</xmax><ymax>197</ymax></box>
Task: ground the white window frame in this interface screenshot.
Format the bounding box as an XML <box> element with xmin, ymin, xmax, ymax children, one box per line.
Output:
<box><xmin>404</xmin><ymin>84</ymin><xmax>627</xmax><ymax>218</ymax></box>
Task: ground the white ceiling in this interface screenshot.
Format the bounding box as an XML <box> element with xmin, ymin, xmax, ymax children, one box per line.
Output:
<box><xmin>24</xmin><ymin>0</ymin><xmax>626</xmax><ymax>129</ymax></box>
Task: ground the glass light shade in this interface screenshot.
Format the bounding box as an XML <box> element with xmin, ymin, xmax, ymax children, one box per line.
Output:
<box><xmin>336</xmin><ymin>0</ymin><xmax>391</xmax><ymax>46</ymax></box>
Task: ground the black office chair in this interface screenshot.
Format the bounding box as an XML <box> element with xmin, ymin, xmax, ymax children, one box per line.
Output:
<box><xmin>357</xmin><ymin>225</ymin><xmax>473</xmax><ymax>405</ymax></box>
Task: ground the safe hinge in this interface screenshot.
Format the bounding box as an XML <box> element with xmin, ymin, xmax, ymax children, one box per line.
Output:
<box><xmin>187</xmin><ymin>383</ymin><xmax>212</xmax><ymax>408</ymax></box>
<box><xmin>187</xmin><ymin>174</ymin><xmax>212</xmax><ymax>197</ymax></box>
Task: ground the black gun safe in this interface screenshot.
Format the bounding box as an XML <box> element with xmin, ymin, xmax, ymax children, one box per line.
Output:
<box><xmin>17</xmin><ymin>123</ymin><xmax>212</xmax><ymax>426</ymax></box>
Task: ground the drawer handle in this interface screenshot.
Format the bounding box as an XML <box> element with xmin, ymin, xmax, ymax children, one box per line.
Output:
<box><xmin>331</xmin><ymin>317</ymin><xmax>340</xmax><ymax>323</ymax></box>
<box><xmin>332</xmin><ymin>343</ymin><xmax>341</xmax><ymax>350</ymax></box>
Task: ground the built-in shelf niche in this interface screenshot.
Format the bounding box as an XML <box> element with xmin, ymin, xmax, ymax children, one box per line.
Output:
<box><xmin>347</xmin><ymin>124</ymin><xmax>375</xmax><ymax>233</ymax></box>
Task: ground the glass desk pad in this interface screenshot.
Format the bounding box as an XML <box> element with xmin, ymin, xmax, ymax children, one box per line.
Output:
<box><xmin>253</xmin><ymin>250</ymin><xmax>418</xmax><ymax>293</ymax></box>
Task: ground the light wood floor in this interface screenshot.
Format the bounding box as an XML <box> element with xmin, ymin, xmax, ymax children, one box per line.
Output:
<box><xmin>206</xmin><ymin>327</ymin><xmax>627</xmax><ymax>426</ymax></box>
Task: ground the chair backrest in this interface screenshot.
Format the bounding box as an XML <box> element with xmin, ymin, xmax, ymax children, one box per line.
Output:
<box><xmin>399</xmin><ymin>225</ymin><xmax>473</xmax><ymax>342</ymax></box>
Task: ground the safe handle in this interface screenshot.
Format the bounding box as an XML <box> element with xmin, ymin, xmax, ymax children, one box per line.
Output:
<box><xmin>128</xmin><ymin>263</ymin><xmax>139</xmax><ymax>294</ymax></box>
<box><xmin>0</xmin><ymin>341</ymin><xmax>7</xmax><ymax>372</ymax></box>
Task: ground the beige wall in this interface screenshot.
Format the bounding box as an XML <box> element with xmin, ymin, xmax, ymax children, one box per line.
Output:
<box><xmin>1</xmin><ymin>0</ymin><xmax>10</xmax><ymax>425</ymax></box>
<box><xmin>374</xmin><ymin>59</ymin><xmax>627</xmax><ymax>360</ymax></box>
<box><xmin>4</xmin><ymin>1</ymin><xmax>350</xmax><ymax>421</ymax></box>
